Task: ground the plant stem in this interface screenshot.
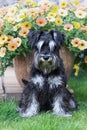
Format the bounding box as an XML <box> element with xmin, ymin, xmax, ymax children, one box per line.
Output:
<box><xmin>1</xmin><ymin>76</ymin><xmax>7</xmax><ymax>101</ymax></box>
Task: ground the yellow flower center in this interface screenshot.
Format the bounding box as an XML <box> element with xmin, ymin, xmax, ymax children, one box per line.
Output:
<box><xmin>61</xmin><ymin>11</ymin><xmax>64</xmax><ymax>14</ymax></box>
<box><xmin>39</xmin><ymin>21</ymin><xmax>43</xmax><ymax>24</ymax></box>
<box><xmin>25</xmin><ymin>24</ymin><xmax>29</xmax><ymax>27</ymax></box>
<box><xmin>7</xmin><ymin>37</ymin><xmax>12</xmax><ymax>42</ymax></box>
<box><xmin>31</xmin><ymin>11</ymin><xmax>35</xmax><ymax>13</ymax></box>
<box><xmin>7</xmin><ymin>39</ymin><xmax>10</xmax><ymax>41</ymax></box>
<box><xmin>57</xmin><ymin>20</ymin><xmax>60</xmax><ymax>23</ymax></box>
<box><xmin>62</xmin><ymin>3</ymin><xmax>66</xmax><ymax>6</ymax></box>
<box><xmin>80</xmin><ymin>43</ymin><xmax>84</xmax><ymax>46</ymax></box>
<box><xmin>2</xmin><ymin>50</ymin><xmax>5</xmax><ymax>53</ymax></box>
<box><xmin>2</xmin><ymin>38</ymin><xmax>5</xmax><ymax>40</ymax></box>
<box><xmin>79</xmin><ymin>13</ymin><xmax>82</xmax><ymax>16</ymax></box>
<box><xmin>11</xmin><ymin>10</ymin><xmax>15</xmax><ymax>13</ymax></box>
<box><xmin>11</xmin><ymin>45</ymin><xmax>15</xmax><ymax>48</ymax></box>
<box><xmin>67</xmin><ymin>27</ymin><xmax>70</xmax><ymax>29</ymax></box>
<box><xmin>23</xmin><ymin>31</ymin><xmax>27</xmax><ymax>34</ymax></box>
<box><xmin>75</xmin><ymin>41</ymin><xmax>79</xmax><ymax>44</ymax></box>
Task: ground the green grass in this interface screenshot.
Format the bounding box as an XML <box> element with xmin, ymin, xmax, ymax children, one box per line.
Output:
<box><xmin>0</xmin><ymin>74</ymin><xmax>87</xmax><ymax>130</ymax></box>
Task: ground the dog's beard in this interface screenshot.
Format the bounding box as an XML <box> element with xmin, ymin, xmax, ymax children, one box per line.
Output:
<box><xmin>34</xmin><ymin>52</ymin><xmax>60</xmax><ymax>74</ymax></box>
<box><xmin>39</xmin><ymin>61</ymin><xmax>52</xmax><ymax>74</ymax></box>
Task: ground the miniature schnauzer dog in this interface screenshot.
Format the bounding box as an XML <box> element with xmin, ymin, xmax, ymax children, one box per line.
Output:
<box><xmin>17</xmin><ymin>30</ymin><xmax>78</xmax><ymax>117</ymax></box>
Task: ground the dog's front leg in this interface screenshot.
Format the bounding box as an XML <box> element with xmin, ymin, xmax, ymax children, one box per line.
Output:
<box><xmin>20</xmin><ymin>94</ymin><xmax>39</xmax><ymax>118</ymax></box>
<box><xmin>52</xmin><ymin>85</ymin><xmax>78</xmax><ymax>117</ymax></box>
<box><xmin>52</xmin><ymin>85</ymin><xmax>74</xmax><ymax>117</ymax></box>
<box><xmin>18</xmin><ymin>82</ymin><xmax>39</xmax><ymax>118</ymax></box>
<box><xmin>52</xmin><ymin>94</ymin><xmax>72</xmax><ymax>117</ymax></box>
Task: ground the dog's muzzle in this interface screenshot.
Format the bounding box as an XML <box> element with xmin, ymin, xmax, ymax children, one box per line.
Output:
<box><xmin>40</xmin><ymin>56</ymin><xmax>53</xmax><ymax>64</ymax></box>
<box><xmin>39</xmin><ymin>55</ymin><xmax>53</xmax><ymax>66</ymax></box>
<box><xmin>38</xmin><ymin>55</ymin><xmax>53</xmax><ymax>74</ymax></box>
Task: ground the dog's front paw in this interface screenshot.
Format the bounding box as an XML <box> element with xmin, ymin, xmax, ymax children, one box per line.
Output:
<box><xmin>19</xmin><ymin>112</ymin><xmax>31</xmax><ymax>118</ymax></box>
<box><xmin>19</xmin><ymin>111</ymin><xmax>37</xmax><ymax>118</ymax></box>
<box><xmin>53</xmin><ymin>111</ymin><xmax>72</xmax><ymax>117</ymax></box>
<box><xmin>61</xmin><ymin>112</ymin><xmax>72</xmax><ymax>117</ymax></box>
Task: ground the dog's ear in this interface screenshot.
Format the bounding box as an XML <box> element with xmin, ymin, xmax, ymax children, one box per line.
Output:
<box><xmin>22</xmin><ymin>79</ymin><xmax>29</xmax><ymax>86</ymax></box>
<box><xmin>27</xmin><ymin>30</ymin><xmax>43</xmax><ymax>48</ymax></box>
<box><xmin>50</xmin><ymin>30</ymin><xmax>66</xmax><ymax>48</ymax></box>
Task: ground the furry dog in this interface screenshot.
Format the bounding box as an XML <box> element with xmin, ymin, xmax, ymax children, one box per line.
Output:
<box><xmin>17</xmin><ymin>30</ymin><xmax>78</xmax><ymax>117</ymax></box>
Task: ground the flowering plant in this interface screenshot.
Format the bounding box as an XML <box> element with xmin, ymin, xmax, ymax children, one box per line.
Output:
<box><xmin>0</xmin><ymin>0</ymin><xmax>87</xmax><ymax>76</ymax></box>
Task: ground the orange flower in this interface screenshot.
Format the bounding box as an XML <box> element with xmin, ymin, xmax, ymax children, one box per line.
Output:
<box><xmin>7</xmin><ymin>36</ymin><xmax>14</xmax><ymax>43</ymax></box>
<box><xmin>55</xmin><ymin>17</ymin><xmax>63</xmax><ymax>26</ymax></box>
<box><xmin>84</xmin><ymin>56</ymin><xmax>87</xmax><ymax>63</ymax></box>
<box><xmin>78</xmin><ymin>40</ymin><xmax>87</xmax><ymax>50</ymax></box>
<box><xmin>13</xmin><ymin>37</ymin><xmax>22</xmax><ymax>47</ymax></box>
<box><xmin>0</xmin><ymin>35</ymin><xmax>8</xmax><ymax>44</ymax></box>
<box><xmin>71</xmin><ymin>38</ymin><xmax>81</xmax><ymax>47</ymax></box>
<box><xmin>36</xmin><ymin>17</ymin><xmax>47</xmax><ymax>27</ymax></box>
<box><xmin>28</xmin><ymin>8</ymin><xmax>38</xmax><ymax>17</ymax></box>
<box><xmin>59</xmin><ymin>0</ymin><xmax>67</xmax><ymax>8</ymax></box>
<box><xmin>8</xmin><ymin>42</ymin><xmax>18</xmax><ymax>51</ymax></box>
<box><xmin>13</xmin><ymin>23</ymin><xmax>21</xmax><ymax>31</ymax></box>
<box><xmin>0</xmin><ymin>43</ymin><xmax>4</xmax><ymax>47</ymax></box>
<box><xmin>21</xmin><ymin>22</ymin><xmax>31</xmax><ymax>29</ymax></box>
<box><xmin>24</xmin><ymin>0</ymin><xmax>33</xmax><ymax>6</ymax></box>
<box><xmin>39</xmin><ymin>6</ymin><xmax>49</xmax><ymax>13</ymax></box>
<box><xmin>0</xmin><ymin>6</ymin><xmax>7</xmax><ymax>16</ymax></box>
<box><xmin>58</xmin><ymin>8</ymin><xmax>68</xmax><ymax>17</ymax></box>
<box><xmin>75</xmin><ymin>9</ymin><xmax>86</xmax><ymax>19</ymax></box>
<box><xmin>0</xmin><ymin>47</ymin><xmax>6</xmax><ymax>57</ymax></box>
<box><xmin>80</xmin><ymin>26</ymin><xmax>87</xmax><ymax>32</ymax></box>
<box><xmin>64</xmin><ymin>24</ymin><xmax>73</xmax><ymax>31</ymax></box>
<box><xmin>38</xmin><ymin>1</ymin><xmax>53</xmax><ymax>8</ymax></box>
<box><xmin>19</xmin><ymin>28</ymin><xmax>29</xmax><ymax>37</ymax></box>
<box><xmin>76</xmin><ymin>4</ymin><xmax>87</xmax><ymax>11</ymax></box>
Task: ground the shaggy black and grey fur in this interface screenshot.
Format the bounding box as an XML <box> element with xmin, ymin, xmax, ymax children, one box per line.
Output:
<box><xmin>17</xmin><ymin>30</ymin><xmax>78</xmax><ymax>117</ymax></box>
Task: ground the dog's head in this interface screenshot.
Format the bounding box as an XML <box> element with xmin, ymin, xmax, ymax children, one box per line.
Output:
<box><xmin>27</xmin><ymin>30</ymin><xmax>65</xmax><ymax>74</ymax></box>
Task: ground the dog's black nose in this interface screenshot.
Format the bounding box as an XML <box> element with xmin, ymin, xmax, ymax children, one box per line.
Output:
<box><xmin>43</xmin><ymin>56</ymin><xmax>49</xmax><ymax>61</ymax></box>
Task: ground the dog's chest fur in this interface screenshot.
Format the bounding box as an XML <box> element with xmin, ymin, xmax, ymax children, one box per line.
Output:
<box><xmin>31</xmin><ymin>74</ymin><xmax>63</xmax><ymax>89</ymax></box>
<box><xmin>30</xmin><ymin>65</ymin><xmax>65</xmax><ymax>90</ymax></box>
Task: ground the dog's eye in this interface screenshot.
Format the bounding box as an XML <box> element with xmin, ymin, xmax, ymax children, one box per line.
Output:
<box><xmin>54</xmin><ymin>45</ymin><xmax>56</xmax><ymax>51</ymax></box>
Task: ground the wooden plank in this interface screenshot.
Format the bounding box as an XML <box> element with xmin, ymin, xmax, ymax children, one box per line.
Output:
<box><xmin>0</xmin><ymin>89</ymin><xmax>3</xmax><ymax>94</ymax></box>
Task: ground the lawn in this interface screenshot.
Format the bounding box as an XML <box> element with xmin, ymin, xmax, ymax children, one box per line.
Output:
<box><xmin>0</xmin><ymin>74</ymin><xmax>87</xmax><ymax>130</ymax></box>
